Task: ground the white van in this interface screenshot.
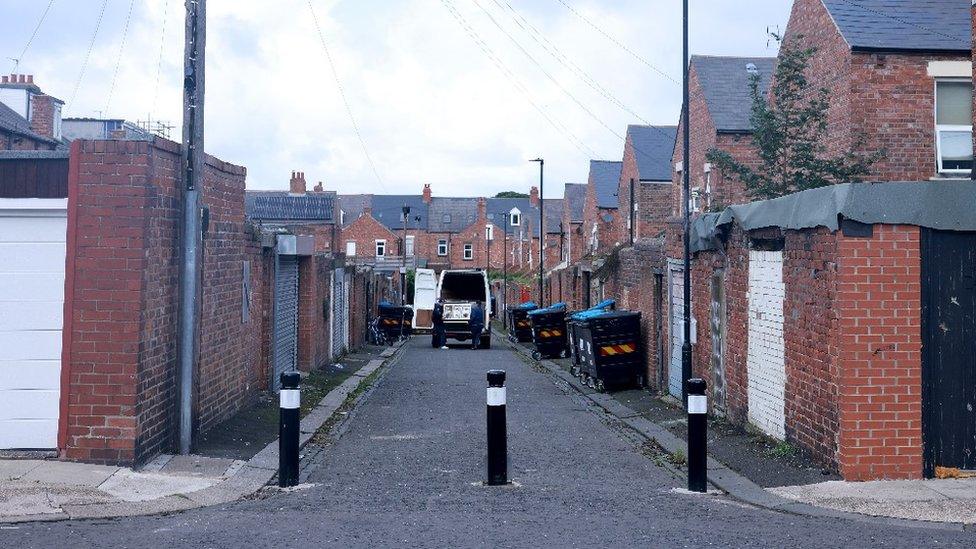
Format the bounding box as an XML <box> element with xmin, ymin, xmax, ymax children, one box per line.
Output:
<box><xmin>412</xmin><ymin>268</ymin><xmax>437</xmax><ymax>331</ymax></box>
<box><xmin>437</xmin><ymin>269</ymin><xmax>492</xmax><ymax>348</ymax></box>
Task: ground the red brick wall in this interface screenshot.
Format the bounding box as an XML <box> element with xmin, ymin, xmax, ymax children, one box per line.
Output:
<box><xmin>783</xmin><ymin>0</ymin><xmax>966</xmax><ymax>182</ymax></box>
<box><xmin>297</xmin><ymin>256</ymin><xmax>332</xmax><ymax>371</ymax></box>
<box><xmin>836</xmin><ymin>225</ymin><xmax>923</xmax><ymax>480</ymax></box>
<box><xmin>783</xmin><ymin>228</ymin><xmax>839</xmax><ymax>466</ymax></box>
<box><xmin>340</xmin><ymin>213</ymin><xmax>399</xmax><ymax>259</ymax></box>
<box><xmin>62</xmin><ymin>138</ymin><xmax>253</xmax><ymax>466</ymax></box>
<box><xmin>29</xmin><ymin>94</ymin><xmax>57</xmax><ymax>139</ymax></box>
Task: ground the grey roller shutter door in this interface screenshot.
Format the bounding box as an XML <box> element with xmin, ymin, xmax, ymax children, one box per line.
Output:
<box><xmin>272</xmin><ymin>256</ymin><xmax>300</xmax><ymax>390</ymax></box>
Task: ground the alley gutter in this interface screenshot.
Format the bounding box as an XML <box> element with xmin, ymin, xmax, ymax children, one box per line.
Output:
<box><xmin>499</xmin><ymin>330</ymin><xmax>966</xmax><ymax>533</ymax></box>
<box><xmin>1</xmin><ymin>341</ymin><xmax>407</xmax><ymax>524</ymax></box>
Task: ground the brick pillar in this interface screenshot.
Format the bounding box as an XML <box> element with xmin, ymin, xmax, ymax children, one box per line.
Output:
<box><xmin>836</xmin><ymin>225</ymin><xmax>923</xmax><ymax>480</ymax></box>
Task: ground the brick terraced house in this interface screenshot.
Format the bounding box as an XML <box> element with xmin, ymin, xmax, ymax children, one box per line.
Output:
<box><xmin>0</xmin><ymin>74</ymin><xmax>64</xmax><ymax>151</ymax></box>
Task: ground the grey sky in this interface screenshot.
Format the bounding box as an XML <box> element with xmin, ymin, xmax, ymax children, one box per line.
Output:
<box><xmin>0</xmin><ymin>0</ymin><xmax>791</xmax><ymax>197</ymax></box>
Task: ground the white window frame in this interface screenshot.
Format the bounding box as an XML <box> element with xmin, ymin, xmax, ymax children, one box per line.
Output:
<box><xmin>935</xmin><ymin>78</ymin><xmax>973</xmax><ymax>176</ymax></box>
<box><xmin>405</xmin><ymin>235</ymin><xmax>415</xmax><ymax>257</ymax></box>
<box><xmin>463</xmin><ymin>243</ymin><xmax>474</xmax><ymax>260</ymax></box>
<box><xmin>375</xmin><ymin>239</ymin><xmax>386</xmax><ymax>258</ymax></box>
<box><xmin>690</xmin><ymin>187</ymin><xmax>702</xmax><ymax>214</ymax></box>
<box><xmin>437</xmin><ymin>239</ymin><xmax>448</xmax><ymax>256</ymax></box>
<box><xmin>346</xmin><ymin>240</ymin><xmax>357</xmax><ymax>256</ymax></box>
<box><xmin>509</xmin><ymin>207</ymin><xmax>521</xmax><ymax>226</ymax></box>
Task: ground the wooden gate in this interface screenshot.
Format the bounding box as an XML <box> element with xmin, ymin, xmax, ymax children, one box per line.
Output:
<box><xmin>921</xmin><ymin>229</ymin><xmax>976</xmax><ymax>476</ymax></box>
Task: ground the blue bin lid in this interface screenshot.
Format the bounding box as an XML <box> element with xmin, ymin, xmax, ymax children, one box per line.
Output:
<box><xmin>517</xmin><ymin>301</ymin><xmax>538</xmax><ymax>310</ymax></box>
<box><xmin>528</xmin><ymin>302</ymin><xmax>567</xmax><ymax>316</ymax></box>
<box><xmin>590</xmin><ymin>298</ymin><xmax>615</xmax><ymax>311</ymax></box>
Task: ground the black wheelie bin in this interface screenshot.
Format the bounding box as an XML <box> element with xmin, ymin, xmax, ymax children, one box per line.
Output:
<box><xmin>527</xmin><ymin>302</ymin><xmax>568</xmax><ymax>360</ymax></box>
<box><xmin>576</xmin><ymin>310</ymin><xmax>642</xmax><ymax>392</ymax></box>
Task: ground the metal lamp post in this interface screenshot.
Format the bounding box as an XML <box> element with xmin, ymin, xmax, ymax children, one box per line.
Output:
<box><xmin>401</xmin><ymin>205</ymin><xmax>410</xmax><ymax>305</ymax></box>
<box><xmin>503</xmin><ymin>213</ymin><xmax>509</xmax><ymax>329</ymax></box>
<box><xmin>681</xmin><ymin>0</ymin><xmax>693</xmax><ymax>405</ymax></box>
<box><xmin>530</xmin><ymin>158</ymin><xmax>544</xmax><ymax>307</ymax></box>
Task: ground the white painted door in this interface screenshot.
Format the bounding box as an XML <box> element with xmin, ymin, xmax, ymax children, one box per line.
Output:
<box><xmin>746</xmin><ymin>250</ymin><xmax>786</xmax><ymax>440</ymax></box>
<box><xmin>0</xmin><ymin>199</ymin><xmax>68</xmax><ymax>449</ymax></box>
<box><xmin>668</xmin><ymin>262</ymin><xmax>685</xmax><ymax>398</ymax></box>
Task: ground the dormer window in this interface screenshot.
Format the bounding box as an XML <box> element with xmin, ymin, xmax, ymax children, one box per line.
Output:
<box><xmin>509</xmin><ymin>207</ymin><xmax>521</xmax><ymax>226</ymax></box>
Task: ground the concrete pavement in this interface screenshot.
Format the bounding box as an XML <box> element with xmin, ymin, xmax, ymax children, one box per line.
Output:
<box><xmin>4</xmin><ymin>338</ymin><xmax>976</xmax><ymax>547</ymax></box>
<box><xmin>0</xmin><ymin>347</ymin><xmax>398</xmax><ymax>524</ymax></box>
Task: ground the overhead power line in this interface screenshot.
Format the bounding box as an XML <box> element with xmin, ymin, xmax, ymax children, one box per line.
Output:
<box><xmin>11</xmin><ymin>0</ymin><xmax>56</xmax><ymax>72</ymax></box>
<box><xmin>489</xmin><ymin>0</ymin><xmax>677</xmax><ymax>164</ymax></box>
<box><xmin>307</xmin><ymin>0</ymin><xmax>387</xmax><ymax>191</ymax></box>
<box><xmin>554</xmin><ymin>0</ymin><xmax>679</xmax><ymax>85</ymax></box>
<box><xmin>105</xmin><ymin>0</ymin><xmax>137</xmax><ymax>113</ymax></box>
<box><xmin>67</xmin><ymin>0</ymin><xmax>109</xmax><ymax>112</ymax></box>
<box><xmin>441</xmin><ymin>0</ymin><xmax>598</xmax><ymax>158</ymax></box>
<box><xmin>471</xmin><ymin>0</ymin><xmax>675</xmax><ymax>167</ymax></box>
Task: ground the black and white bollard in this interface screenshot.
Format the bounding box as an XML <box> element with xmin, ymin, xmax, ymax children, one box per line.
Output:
<box><xmin>279</xmin><ymin>371</ymin><xmax>301</xmax><ymax>488</ymax></box>
<box><xmin>486</xmin><ymin>369</ymin><xmax>508</xmax><ymax>486</ymax></box>
<box><xmin>687</xmin><ymin>378</ymin><xmax>707</xmax><ymax>493</ymax></box>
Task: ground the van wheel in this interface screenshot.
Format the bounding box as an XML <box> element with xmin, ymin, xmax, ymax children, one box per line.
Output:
<box><xmin>531</xmin><ymin>351</ymin><xmax>541</xmax><ymax>361</ymax></box>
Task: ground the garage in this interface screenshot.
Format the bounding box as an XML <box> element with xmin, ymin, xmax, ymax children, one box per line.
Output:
<box><xmin>0</xmin><ymin>198</ymin><xmax>68</xmax><ymax>449</ymax></box>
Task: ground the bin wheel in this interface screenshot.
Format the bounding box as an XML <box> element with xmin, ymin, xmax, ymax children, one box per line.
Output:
<box><xmin>531</xmin><ymin>351</ymin><xmax>541</xmax><ymax>361</ymax></box>
<box><xmin>596</xmin><ymin>379</ymin><xmax>606</xmax><ymax>393</ymax></box>
<box><xmin>587</xmin><ymin>376</ymin><xmax>596</xmax><ymax>389</ymax></box>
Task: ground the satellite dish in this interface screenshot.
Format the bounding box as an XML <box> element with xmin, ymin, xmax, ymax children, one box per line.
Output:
<box><xmin>746</xmin><ymin>63</ymin><xmax>759</xmax><ymax>75</ymax></box>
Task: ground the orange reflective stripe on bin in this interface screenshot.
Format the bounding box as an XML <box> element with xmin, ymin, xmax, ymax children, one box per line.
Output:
<box><xmin>598</xmin><ymin>343</ymin><xmax>637</xmax><ymax>357</ymax></box>
<box><xmin>538</xmin><ymin>329</ymin><xmax>563</xmax><ymax>338</ymax></box>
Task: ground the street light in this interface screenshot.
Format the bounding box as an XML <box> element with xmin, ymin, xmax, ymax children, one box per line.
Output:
<box><xmin>529</xmin><ymin>158</ymin><xmax>544</xmax><ymax>307</ymax></box>
<box><xmin>401</xmin><ymin>205</ymin><xmax>411</xmax><ymax>306</ymax></box>
<box><xmin>503</xmin><ymin>213</ymin><xmax>509</xmax><ymax>330</ymax></box>
<box><xmin>681</xmin><ymin>0</ymin><xmax>692</xmax><ymax>405</ymax></box>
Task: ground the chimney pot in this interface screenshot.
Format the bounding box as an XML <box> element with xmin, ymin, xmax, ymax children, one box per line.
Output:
<box><xmin>26</xmin><ymin>75</ymin><xmax>33</xmax><ymax>84</ymax></box>
<box><xmin>17</xmin><ymin>74</ymin><xmax>25</xmax><ymax>83</ymax></box>
<box><xmin>1</xmin><ymin>76</ymin><xmax>7</xmax><ymax>84</ymax></box>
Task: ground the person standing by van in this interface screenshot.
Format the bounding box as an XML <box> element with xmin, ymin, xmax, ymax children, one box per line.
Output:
<box><xmin>432</xmin><ymin>299</ymin><xmax>447</xmax><ymax>349</ymax></box>
<box><xmin>469</xmin><ymin>301</ymin><xmax>485</xmax><ymax>350</ymax></box>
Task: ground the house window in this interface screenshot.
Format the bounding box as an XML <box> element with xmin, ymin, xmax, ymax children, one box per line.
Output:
<box><xmin>690</xmin><ymin>187</ymin><xmax>702</xmax><ymax>214</ymax></box>
<box><xmin>346</xmin><ymin>241</ymin><xmax>357</xmax><ymax>256</ymax></box>
<box><xmin>437</xmin><ymin>239</ymin><xmax>448</xmax><ymax>256</ymax></box>
<box><xmin>405</xmin><ymin>235</ymin><xmax>415</xmax><ymax>257</ymax></box>
<box><xmin>936</xmin><ymin>80</ymin><xmax>973</xmax><ymax>174</ymax></box>
<box><xmin>509</xmin><ymin>208</ymin><xmax>521</xmax><ymax>226</ymax></box>
<box><xmin>442</xmin><ymin>213</ymin><xmax>452</xmax><ymax>224</ymax></box>
<box><xmin>463</xmin><ymin>243</ymin><xmax>473</xmax><ymax>260</ymax></box>
<box><xmin>375</xmin><ymin>239</ymin><xmax>386</xmax><ymax>257</ymax></box>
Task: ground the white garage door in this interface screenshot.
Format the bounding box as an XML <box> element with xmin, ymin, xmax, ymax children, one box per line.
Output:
<box><xmin>0</xmin><ymin>199</ymin><xmax>68</xmax><ymax>449</ymax></box>
<box><xmin>746</xmin><ymin>250</ymin><xmax>786</xmax><ymax>440</ymax></box>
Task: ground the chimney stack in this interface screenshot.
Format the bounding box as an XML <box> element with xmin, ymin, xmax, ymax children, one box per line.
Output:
<box><xmin>289</xmin><ymin>171</ymin><xmax>307</xmax><ymax>195</ymax></box>
<box><xmin>529</xmin><ymin>186</ymin><xmax>540</xmax><ymax>208</ymax></box>
<box><xmin>477</xmin><ymin>196</ymin><xmax>487</xmax><ymax>220</ymax></box>
<box><xmin>313</xmin><ymin>181</ymin><xmax>324</xmax><ymax>192</ymax></box>
<box><xmin>422</xmin><ymin>183</ymin><xmax>432</xmax><ymax>204</ymax></box>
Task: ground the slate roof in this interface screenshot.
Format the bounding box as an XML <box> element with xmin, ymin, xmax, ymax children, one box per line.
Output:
<box><xmin>337</xmin><ymin>194</ymin><xmax>370</xmax><ymax>227</ymax></box>
<box><xmin>692</xmin><ymin>56</ymin><xmax>775</xmax><ymax>133</ymax></box>
<box><xmin>0</xmin><ymin>101</ymin><xmax>58</xmax><ymax>145</ymax></box>
<box><xmin>428</xmin><ymin>197</ymin><xmax>479</xmax><ymax>233</ymax></box>
<box><xmin>564</xmin><ymin>183</ymin><xmax>586</xmax><ymax>223</ymax></box>
<box><xmin>543</xmin><ymin>199</ymin><xmax>564</xmax><ymax>234</ymax></box>
<box><xmin>370</xmin><ymin>195</ymin><xmax>429</xmax><ymax>232</ymax></box>
<box><xmin>589</xmin><ymin>160</ymin><xmax>623</xmax><ymax>209</ymax></box>
<box><xmin>486</xmin><ymin>197</ymin><xmax>540</xmax><ymax>236</ymax></box>
<box><xmin>245</xmin><ymin>191</ymin><xmax>336</xmax><ymax>223</ymax></box>
<box><xmin>821</xmin><ymin>0</ymin><xmax>970</xmax><ymax>53</ymax></box>
<box><xmin>627</xmin><ymin>125</ymin><xmax>677</xmax><ymax>181</ymax></box>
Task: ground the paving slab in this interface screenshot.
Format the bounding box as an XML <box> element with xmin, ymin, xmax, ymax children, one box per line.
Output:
<box><xmin>98</xmin><ymin>470</ymin><xmax>220</xmax><ymax>503</ymax></box>
<box><xmin>20</xmin><ymin>461</ymin><xmax>119</xmax><ymax>487</ymax></box>
<box><xmin>0</xmin><ymin>460</ymin><xmax>42</xmax><ymax>481</ymax></box>
<box><xmin>159</xmin><ymin>455</ymin><xmax>236</xmax><ymax>478</ymax></box>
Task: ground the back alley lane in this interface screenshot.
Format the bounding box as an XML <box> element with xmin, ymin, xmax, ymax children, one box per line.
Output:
<box><xmin>6</xmin><ymin>338</ymin><xmax>975</xmax><ymax>548</ymax></box>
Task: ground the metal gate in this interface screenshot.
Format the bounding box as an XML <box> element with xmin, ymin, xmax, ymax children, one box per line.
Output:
<box><xmin>668</xmin><ymin>261</ymin><xmax>684</xmax><ymax>398</ymax></box>
<box><xmin>921</xmin><ymin>229</ymin><xmax>976</xmax><ymax>476</ymax></box>
<box><xmin>332</xmin><ymin>268</ymin><xmax>348</xmax><ymax>358</ymax></box>
<box><xmin>271</xmin><ymin>255</ymin><xmax>299</xmax><ymax>390</ymax></box>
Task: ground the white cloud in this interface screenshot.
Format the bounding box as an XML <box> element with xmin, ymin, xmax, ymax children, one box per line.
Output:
<box><xmin>1</xmin><ymin>0</ymin><xmax>791</xmax><ymax>197</ymax></box>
